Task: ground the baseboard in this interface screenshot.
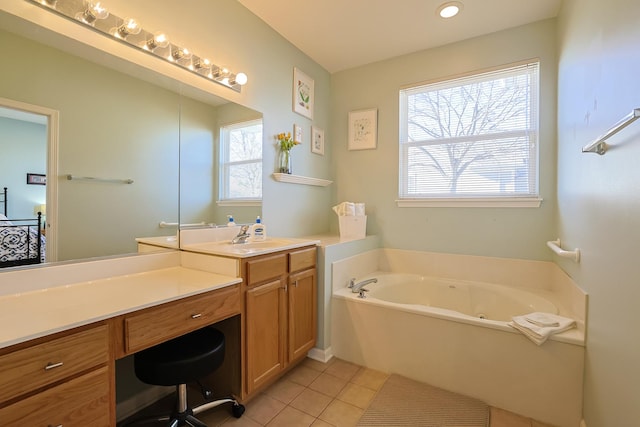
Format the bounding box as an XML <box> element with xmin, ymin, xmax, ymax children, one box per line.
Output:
<box><xmin>307</xmin><ymin>346</ymin><xmax>334</xmax><ymax>363</ymax></box>
<box><xmin>116</xmin><ymin>385</ymin><xmax>174</xmax><ymax>422</ymax></box>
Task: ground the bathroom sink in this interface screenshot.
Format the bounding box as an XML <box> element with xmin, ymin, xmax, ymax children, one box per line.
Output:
<box><xmin>182</xmin><ymin>237</ymin><xmax>319</xmax><ymax>258</ymax></box>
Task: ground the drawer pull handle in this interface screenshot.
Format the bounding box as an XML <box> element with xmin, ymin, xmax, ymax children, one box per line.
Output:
<box><xmin>191</xmin><ymin>313</ymin><xmax>202</xmax><ymax>319</ymax></box>
<box><xmin>45</xmin><ymin>362</ymin><xmax>64</xmax><ymax>371</ymax></box>
<box><xmin>48</xmin><ymin>425</ymin><xmax>63</xmax><ymax>427</ymax></box>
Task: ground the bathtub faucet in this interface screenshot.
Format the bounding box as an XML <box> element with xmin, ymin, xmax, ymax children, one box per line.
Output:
<box><xmin>349</xmin><ymin>278</ymin><xmax>378</xmax><ymax>297</ymax></box>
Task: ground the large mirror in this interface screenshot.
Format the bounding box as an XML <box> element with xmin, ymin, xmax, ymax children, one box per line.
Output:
<box><xmin>0</xmin><ymin>11</ymin><xmax>262</xmax><ymax>269</ymax></box>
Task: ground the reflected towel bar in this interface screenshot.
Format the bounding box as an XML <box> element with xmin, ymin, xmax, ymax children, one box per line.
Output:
<box><xmin>159</xmin><ymin>221</ymin><xmax>213</xmax><ymax>228</ymax></box>
<box><xmin>66</xmin><ymin>174</ymin><xmax>134</xmax><ymax>184</ymax></box>
<box><xmin>547</xmin><ymin>238</ymin><xmax>580</xmax><ymax>263</ymax></box>
<box><xmin>159</xmin><ymin>221</ymin><xmax>203</xmax><ymax>228</ymax></box>
<box><xmin>582</xmin><ymin>108</ymin><xmax>640</xmax><ymax>155</ymax></box>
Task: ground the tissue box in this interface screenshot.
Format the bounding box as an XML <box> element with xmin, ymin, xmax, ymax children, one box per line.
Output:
<box><xmin>339</xmin><ymin>215</ymin><xmax>367</xmax><ymax>240</ymax></box>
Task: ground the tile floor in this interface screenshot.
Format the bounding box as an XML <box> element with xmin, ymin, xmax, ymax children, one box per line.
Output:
<box><xmin>130</xmin><ymin>357</ymin><xmax>556</xmax><ymax>427</ymax></box>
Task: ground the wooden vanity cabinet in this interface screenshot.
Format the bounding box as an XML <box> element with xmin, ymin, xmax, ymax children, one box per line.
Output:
<box><xmin>0</xmin><ymin>323</ymin><xmax>111</xmax><ymax>426</ymax></box>
<box><xmin>287</xmin><ymin>247</ymin><xmax>317</xmax><ymax>362</ymax></box>
<box><xmin>122</xmin><ymin>284</ymin><xmax>241</xmax><ymax>355</ymax></box>
<box><xmin>288</xmin><ymin>268</ymin><xmax>317</xmax><ymax>361</ymax></box>
<box><xmin>245</xmin><ymin>253</ymin><xmax>288</xmax><ymax>394</ymax></box>
<box><xmin>244</xmin><ymin>246</ymin><xmax>317</xmax><ymax>396</ymax></box>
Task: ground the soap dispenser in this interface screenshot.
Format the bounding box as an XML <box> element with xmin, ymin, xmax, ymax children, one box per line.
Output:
<box><xmin>227</xmin><ymin>215</ymin><xmax>236</xmax><ymax>227</ymax></box>
<box><xmin>250</xmin><ymin>216</ymin><xmax>267</xmax><ymax>241</ymax></box>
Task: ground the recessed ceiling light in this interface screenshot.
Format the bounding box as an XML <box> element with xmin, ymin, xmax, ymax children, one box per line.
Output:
<box><xmin>437</xmin><ymin>1</ymin><xmax>463</xmax><ymax>19</ymax></box>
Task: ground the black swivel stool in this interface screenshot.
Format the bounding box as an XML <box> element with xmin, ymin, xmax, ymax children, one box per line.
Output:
<box><xmin>132</xmin><ymin>327</ymin><xmax>244</xmax><ymax>426</ymax></box>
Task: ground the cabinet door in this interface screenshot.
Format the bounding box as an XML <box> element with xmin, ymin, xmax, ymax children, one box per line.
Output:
<box><xmin>288</xmin><ymin>268</ymin><xmax>317</xmax><ymax>362</ymax></box>
<box><xmin>246</xmin><ymin>278</ymin><xmax>287</xmax><ymax>394</ymax></box>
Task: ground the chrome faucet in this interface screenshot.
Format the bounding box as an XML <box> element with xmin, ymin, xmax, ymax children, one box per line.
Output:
<box><xmin>349</xmin><ymin>277</ymin><xmax>378</xmax><ymax>298</ymax></box>
<box><xmin>231</xmin><ymin>225</ymin><xmax>251</xmax><ymax>244</ymax></box>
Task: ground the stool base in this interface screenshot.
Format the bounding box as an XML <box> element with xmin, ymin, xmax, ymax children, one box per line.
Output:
<box><xmin>125</xmin><ymin>384</ymin><xmax>245</xmax><ymax>426</ymax></box>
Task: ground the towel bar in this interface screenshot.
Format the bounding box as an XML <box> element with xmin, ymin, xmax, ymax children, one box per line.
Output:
<box><xmin>159</xmin><ymin>221</ymin><xmax>208</xmax><ymax>228</ymax></box>
<box><xmin>66</xmin><ymin>174</ymin><xmax>133</xmax><ymax>184</ymax></box>
<box><xmin>582</xmin><ymin>108</ymin><xmax>640</xmax><ymax>155</ymax></box>
<box><xmin>546</xmin><ymin>238</ymin><xmax>580</xmax><ymax>263</ymax></box>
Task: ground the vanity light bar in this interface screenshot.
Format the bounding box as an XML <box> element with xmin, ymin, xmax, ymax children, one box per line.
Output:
<box><xmin>28</xmin><ymin>0</ymin><xmax>248</xmax><ymax>93</ymax></box>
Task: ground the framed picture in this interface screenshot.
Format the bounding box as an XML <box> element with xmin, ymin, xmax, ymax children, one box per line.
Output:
<box><xmin>293</xmin><ymin>123</ymin><xmax>303</xmax><ymax>143</ymax></box>
<box><xmin>26</xmin><ymin>173</ymin><xmax>46</xmax><ymax>185</ymax></box>
<box><xmin>311</xmin><ymin>126</ymin><xmax>325</xmax><ymax>155</ymax></box>
<box><xmin>293</xmin><ymin>67</ymin><xmax>314</xmax><ymax>119</ymax></box>
<box><xmin>348</xmin><ymin>108</ymin><xmax>378</xmax><ymax>150</ymax></box>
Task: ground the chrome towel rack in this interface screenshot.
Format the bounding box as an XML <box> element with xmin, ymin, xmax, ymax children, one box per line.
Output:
<box><xmin>582</xmin><ymin>108</ymin><xmax>640</xmax><ymax>155</ymax></box>
<box><xmin>547</xmin><ymin>238</ymin><xmax>580</xmax><ymax>263</ymax></box>
<box><xmin>159</xmin><ymin>221</ymin><xmax>208</xmax><ymax>228</ymax></box>
<box><xmin>66</xmin><ymin>174</ymin><xmax>134</xmax><ymax>184</ymax></box>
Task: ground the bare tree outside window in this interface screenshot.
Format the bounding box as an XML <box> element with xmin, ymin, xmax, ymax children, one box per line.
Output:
<box><xmin>221</xmin><ymin>120</ymin><xmax>262</xmax><ymax>200</ymax></box>
<box><xmin>399</xmin><ymin>62</ymin><xmax>539</xmax><ymax>199</ymax></box>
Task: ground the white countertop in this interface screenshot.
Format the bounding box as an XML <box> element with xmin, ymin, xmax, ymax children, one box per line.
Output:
<box><xmin>0</xmin><ymin>266</ymin><xmax>241</xmax><ymax>349</ymax></box>
<box><xmin>135</xmin><ymin>235</ymin><xmax>179</xmax><ymax>249</ymax></box>
<box><xmin>181</xmin><ymin>237</ymin><xmax>320</xmax><ymax>258</ymax></box>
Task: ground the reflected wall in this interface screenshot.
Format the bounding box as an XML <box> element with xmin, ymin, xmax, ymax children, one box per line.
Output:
<box><xmin>0</xmin><ymin>28</ymin><xmax>180</xmax><ymax>261</ymax></box>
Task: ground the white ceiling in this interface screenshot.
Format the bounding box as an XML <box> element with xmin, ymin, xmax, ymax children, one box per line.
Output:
<box><xmin>238</xmin><ymin>0</ymin><xmax>563</xmax><ymax>73</ymax></box>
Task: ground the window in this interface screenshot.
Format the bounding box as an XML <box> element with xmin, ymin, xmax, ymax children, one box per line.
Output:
<box><xmin>219</xmin><ymin>119</ymin><xmax>263</xmax><ymax>202</ymax></box>
<box><xmin>399</xmin><ymin>61</ymin><xmax>541</xmax><ymax>207</ymax></box>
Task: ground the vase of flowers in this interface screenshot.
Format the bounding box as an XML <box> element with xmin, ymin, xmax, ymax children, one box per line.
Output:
<box><xmin>276</xmin><ymin>132</ymin><xmax>300</xmax><ymax>174</ymax></box>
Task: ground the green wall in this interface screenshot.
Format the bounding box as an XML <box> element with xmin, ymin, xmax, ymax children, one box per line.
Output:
<box><xmin>330</xmin><ymin>19</ymin><xmax>558</xmax><ymax>260</ymax></box>
<box><xmin>557</xmin><ymin>0</ymin><xmax>640</xmax><ymax>424</ymax></box>
<box><xmin>0</xmin><ymin>29</ymin><xmax>181</xmax><ymax>260</ymax></box>
<box><xmin>0</xmin><ymin>0</ymin><xmax>334</xmax><ymax>260</ymax></box>
<box><xmin>102</xmin><ymin>0</ymin><xmax>334</xmax><ymax>237</ymax></box>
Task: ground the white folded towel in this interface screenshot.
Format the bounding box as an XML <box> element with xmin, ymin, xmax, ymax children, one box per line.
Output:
<box><xmin>524</xmin><ymin>312</ymin><xmax>560</xmax><ymax>327</ymax></box>
<box><xmin>509</xmin><ymin>312</ymin><xmax>576</xmax><ymax>345</ymax></box>
<box><xmin>333</xmin><ymin>201</ymin><xmax>365</xmax><ymax>216</ymax></box>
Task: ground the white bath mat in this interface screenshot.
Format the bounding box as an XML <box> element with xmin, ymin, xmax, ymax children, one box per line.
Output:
<box><xmin>358</xmin><ymin>374</ymin><xmax>489</xmax><ymax>426</ymax></box>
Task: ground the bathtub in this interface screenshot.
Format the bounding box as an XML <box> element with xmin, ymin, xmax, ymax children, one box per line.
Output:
<box><xmin>331</xmin><ymin>263</ymin><xmax>585</xmax><ymax>427</ymax></box>
<box><xmin>336</xmin><ymin>272</ymin><xmax>561</xmax><ymax>333</ymax></box>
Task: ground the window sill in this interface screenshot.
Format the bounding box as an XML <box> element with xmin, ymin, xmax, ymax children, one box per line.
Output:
<box><xmin>217</xmin><ymin>200</ymin><xmax>262</xmax><ymax>207</ymax></box>
<box><xmin>396</xmin><ymin>197</ymin><xmax>543</xmax><ymax>208</ymax></box>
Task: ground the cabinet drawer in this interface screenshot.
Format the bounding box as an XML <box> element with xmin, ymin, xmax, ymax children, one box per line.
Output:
<box><xmin>0</xmin><ymin>366</ymin><xmax>110</xmax><ymax>426</ymax></box>
<box><xmin>246</xmin><ymin>254</ymin><xmax>287</xmax><ymax>286</ymax></box>
<box><xmin>289</xmin><ymin>247</ymin><xmax>316</xmax><ymax>273</ymax></box>
<box><xmin>125</xmin><ymin>285</ymin><xmax>240</xmax><ymax>353</ymax></box>
<box><xmin>0</xmin><ymin>325</ymin><xmax>108</xmax><ymax>404</ymax></box>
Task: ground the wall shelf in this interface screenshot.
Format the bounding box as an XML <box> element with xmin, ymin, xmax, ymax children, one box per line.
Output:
<box><xmin>272</xmin><ymin>173</ymin><xmax>332</xmax><ymax>187</ymax></box>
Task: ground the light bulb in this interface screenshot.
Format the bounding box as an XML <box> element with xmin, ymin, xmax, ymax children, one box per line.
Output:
<box><xmin>38</xmin><ymin>0</ymin><xmax>57</xmax><ymax>8</ymax></box>
<box><xmin>115</xmin><ymin>17</ymin><xmax>142</xmax><ymax>39</ymax></box>
<box><xmin>142</xmin><ymin>32</ymin><xmax>169</xmax><ymax>52</ymax></box>
<box><xmin>213</xmin><ymin>66</ymin><xmax>229</xmax><ymax>80</ymax></box>
<box><xmin>169</xmin><ymin>46</ymin><xmax>192</xmax><ymax>62</ymax></box>
<box><xmin>437</xmin><ymin>2</ymin><xmax>463</xmax><ymax>18</ymax></box>
<box><xmin>192</xmin><ymin>58</ymin><xmax>211</xmax><ymax>73</ymax></box>
<box><xmin>144</xmin><ymin>32</ymin><xmax>169</xmax><ymax>51</ymax></box>
<box><xmin>75</xmin><ymin>1</ymin><xmax>109</xmax><ymax>25</ymax></box>
<box><xmin>234</xmin><ymin>72</ymin><xmax>248</xmax><ymax>86</ymax></box>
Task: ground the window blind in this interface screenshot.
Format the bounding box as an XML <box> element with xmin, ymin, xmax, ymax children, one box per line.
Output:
<box><xmin>399</xmin><ymin>61</ymin><xmax>540</xmax><ymax>201</ymax></box>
